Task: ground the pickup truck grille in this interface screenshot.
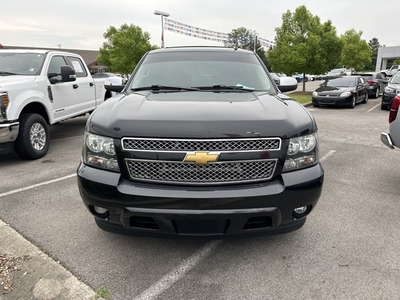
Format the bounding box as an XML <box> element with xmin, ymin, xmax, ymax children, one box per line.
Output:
<box><xmin>125</xmin><ymin>159</ymin><xmax>277</xmax><ymax>185</ymax></box>
<box><xmin>122</xmin><ymin>138</ymin><xmax>281</xmax><ymax>185</ymax></box>
<box><xmin>122</xmin><ymin>137</ymin><xmax>281</xmax><ymax>152</ymax></box>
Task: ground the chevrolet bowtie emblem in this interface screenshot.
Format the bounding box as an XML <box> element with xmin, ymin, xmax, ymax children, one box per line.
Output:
<box><xmin>184</xmin><ymin>152</ymin><xmax>220</xmax><ymax>164</ymax></box>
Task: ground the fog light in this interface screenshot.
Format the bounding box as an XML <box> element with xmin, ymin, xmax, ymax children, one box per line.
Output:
<box><xmin>294</xmin><ymin>206</ymin><xmax>307</xmax><ymax>214</ymax></box>
<box><xmin>94</xmin><ymin>206</ymin><xmax>108</xmax><ymax>214</ymax></box>
<box><xmin>90</xmin><ymin>206</ymin><xmax>110</xmax><ymax>219</ymax></box>
<box><xmin>292</xmin><ymin>205</ymin><xmax>311</xmax><ymax>219</ymax></box>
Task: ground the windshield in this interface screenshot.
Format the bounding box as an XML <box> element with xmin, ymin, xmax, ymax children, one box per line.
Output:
<box><xmin>0</xmin><ymin>53</ymin><xmax>45</xmax><ymax>76</ymax></box>
<box><xmin>128</xmin><ymin>50</ymin><xmax>272</xmax><ymax>92</ymax></box>
<box><xmin>323</xmin><ymin>77</ymin><xmax>356</xmax><ymax>87</ymax></box>
<box><xmin>391</xmin><ymin>73</ymin><xmax>400</xmax><ymax>84</ymax></box>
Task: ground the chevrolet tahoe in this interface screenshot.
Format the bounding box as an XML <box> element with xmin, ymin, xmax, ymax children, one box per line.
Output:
<box><xmin>77</xmin><ymin>47</ymin><xmax>324</xmax><ymax>237</ymax></box>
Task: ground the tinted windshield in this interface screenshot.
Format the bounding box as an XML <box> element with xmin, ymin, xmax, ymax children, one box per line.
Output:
<box><xmin>129</xmin><ymin>50</ymin><xmax>272</xmax><ymax>92</ymax></box>
<box><xmin>0</xmin><ymin>52</ymin><xmax>45</xmax><ymax>76</ymax></box>
<box><xmin>323</xmin><ymin>77</ymin><xmax>356</xmax><ymax>87</ymax></box>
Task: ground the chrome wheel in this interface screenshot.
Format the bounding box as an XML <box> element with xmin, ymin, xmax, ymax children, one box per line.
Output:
<box><xmin>30</xmin><ymin>122</ymin><xmax>47</xmax><ymax>151</ymax></box>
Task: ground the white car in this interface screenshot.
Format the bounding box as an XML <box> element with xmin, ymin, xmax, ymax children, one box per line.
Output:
<box><xmin>381</xmin><ymin>95</ymin><xmax>400</xmax><ymax>149</ymax></box>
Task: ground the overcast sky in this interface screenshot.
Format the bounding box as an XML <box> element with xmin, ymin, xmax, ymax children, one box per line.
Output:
<box><xmin>1</xmin><ymin>0</ymin><xmax>399</xmax><ymax>51</ymax></box>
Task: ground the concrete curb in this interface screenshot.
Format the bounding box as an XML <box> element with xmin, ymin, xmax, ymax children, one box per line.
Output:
<box><xmin>0</xmin><ymin>220</ymin><xmax>97</xmax><ymax>300</ymax></box>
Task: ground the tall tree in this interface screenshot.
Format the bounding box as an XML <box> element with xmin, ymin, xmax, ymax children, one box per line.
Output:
<box><xmin>340</xmin><ymin>30</ymin><xmax>371</xmax><ymax>71</ymax></box>
<box><xmin>98</xmin><ymin>24</ymin><xmax>158</xmax><ymax>75</ymax></box>
<box><xmin>366</xmin><ymin>37</ymin><xmax>381</xmax><ymax>71</ymax></box>
<box><xmin>267</xmin><ymin>6</ymin><xmax>342</xmax><ymax>90</ymax></box>
<box><xmin>224</xmin><ymin>27</ymin><xmax>270</xmax><ymax>68</ymax></box>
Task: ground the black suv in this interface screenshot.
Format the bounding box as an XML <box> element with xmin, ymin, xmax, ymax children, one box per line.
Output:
<box><xmin>77</xmin><ymin>47</ymin><xmax>324</xmax><ymax>237</ymax></box>
<box><xmin>381</xmin><ymin>72</ymin><xmax>400</xmax><ymax>110</ymax></box>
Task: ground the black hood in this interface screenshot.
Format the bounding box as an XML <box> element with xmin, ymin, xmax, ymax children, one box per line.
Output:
<box><xmin>88</xmin><ymin>91</ymin><xmax>316</xmax><ymax>139</ymax></box>
<box><xmin>315</xmin><ymin>85</ymin><xmax>354</xmax><ymax>95</ymax></box>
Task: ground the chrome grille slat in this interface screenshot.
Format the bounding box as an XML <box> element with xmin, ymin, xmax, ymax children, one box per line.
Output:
<box><xmin>122</xmin><ymin>138</ymin><xmax>281</xmax><ymax>152</ymax></box>
<box><xmin>125</xmin><ymin>159</ymin><xmax>277</xmax><ymax>185</ymax></box>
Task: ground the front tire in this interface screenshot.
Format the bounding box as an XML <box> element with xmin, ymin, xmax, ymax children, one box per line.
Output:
<box><xmin>350</xmin><ymin>95</ymin><xmax>356</xmax><ymax>108</ymax></box>
<box><xmin>374</xmin><ymin>87</ymin><xmax>380</xmax><ymax>98</ymax></box>
<box><xmin>14</xmin><ymin>113</ymin><xmax>50</xmax><ymax>160</ymax></box>
<box><xmin>363</xmin><ymin>92</ymin><xmax>368</xmax><ymax>104</ymax></box>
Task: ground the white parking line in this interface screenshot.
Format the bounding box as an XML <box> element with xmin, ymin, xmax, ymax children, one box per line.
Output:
<box><xmin>368</xmin><ymin>103</ymin><xmax>381</xmax><ymax>112</ymax></box>
<box><xmin>0</xmin><ymin>174</ymin><xmax>76</xmax><ymax>198</ymax></box>
<box><xmin>320</xmin><ymin>150</ymin><xmax>336</xmax><ymax>162</ymax></box>
<box><xmin>134</xmin><ymin>240</ymin><xmax>223</xmax><ymax>300</ymax></box>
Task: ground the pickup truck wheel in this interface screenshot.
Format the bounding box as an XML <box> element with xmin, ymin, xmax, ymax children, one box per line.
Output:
<box><xmin>14</xmin><ymin>113</ymin><xmax>50</xmax><ymax>160</ymax></box>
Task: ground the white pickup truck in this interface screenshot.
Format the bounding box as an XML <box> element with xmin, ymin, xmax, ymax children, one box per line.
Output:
<box><xmin>380</xmin><ymin>64</ymin><xmax>399</xmax><ymax>77</ymax></box>
<box><xmin>0</xmin><ymin>49</ymin><xmax>109</xmax><ymax>159</ymax></box>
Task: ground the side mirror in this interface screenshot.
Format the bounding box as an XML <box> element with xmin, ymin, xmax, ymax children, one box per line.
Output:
<box><xmin>105</xmin><ymin>84</ymin><xmax>125</xmax><ymax>93</ymax></box>
<box><xmin>61</xmin><ymin>65</ymin><xmax>76</xmax><ymax>82</ymax></box>
<box><xmin>104</xmin><ymin>77</ymin><xmax>125</xmax><ymax>93</ymax></box>
<box><xmin>277</xmin><ymin>77</ymin><xmax>298</xmax><ymax>93</ymax></box>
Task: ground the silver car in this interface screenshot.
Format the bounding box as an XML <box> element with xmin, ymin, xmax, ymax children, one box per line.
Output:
<box><xmin>381</xmin><ymin>95</ymin><xmax>400</xmax><ymax>149</ymax></box>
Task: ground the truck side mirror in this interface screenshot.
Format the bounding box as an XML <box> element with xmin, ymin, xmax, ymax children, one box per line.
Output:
<box><xmin>60</xmin><ymin>65</ymin><xmax>76</xmax><ymax>82</ymax></box>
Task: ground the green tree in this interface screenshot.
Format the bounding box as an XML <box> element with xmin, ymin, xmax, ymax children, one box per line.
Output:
<box><xmin>97</xmin><ymin>24</ymin><xmax>158</xmax><ymax>75</ymax></box>
<box><xmin>367</xmin><ymin>37</ymin><xmax>381</xmax><ymax>70</ymax></box>
<box><xmin>224</xmin><ymin>27</ymin><xmax>270</xmax><ymax>68</ymax></box>
<box><xmin>340</xmin><ymin>29</ymin><xmax>371</xmax><ymax>71</ymax></box>
<box><xmin>267</xmin><ymin>6</ymin><xmax>342</xmax><ymax>90</ymax></box>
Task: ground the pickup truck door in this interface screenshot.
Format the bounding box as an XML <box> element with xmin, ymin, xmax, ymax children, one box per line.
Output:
<box><xmin>47</xmin><ymin>55</ymin><xmax>95</xmax><ymax>122</ymax></box>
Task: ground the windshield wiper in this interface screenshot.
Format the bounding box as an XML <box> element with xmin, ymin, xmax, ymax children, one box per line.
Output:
<box><xmin>131</xmin><ymin>85</ymin><xmax>200</xmax><ymax>92</ymax></box>
<box><xmin>0</xmin><ymin>71</ymin><xmax>17</xmax><ymax>76</ymax></box>
<box><xmin>195</xmin><ymin>84</ymin><xmax>255</xmax><ymax>91</ymax></box>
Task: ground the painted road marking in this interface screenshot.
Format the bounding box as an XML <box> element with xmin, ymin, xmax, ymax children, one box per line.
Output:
<box><xmin>0</xmin><ymin>174</ymin><xmax>76</xmax><ymax>198</ymax></box>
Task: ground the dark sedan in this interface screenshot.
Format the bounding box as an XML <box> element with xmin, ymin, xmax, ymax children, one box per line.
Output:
<box><xmin>312</xmin><ymin>76</ymin><xmax>369</xmax><ymax>108</ymax></box>
<box><xmin>353</xmin><ymin>72</ymin><xmax>388</xmax><ymax>98</ymax></box>
<box><xmin>381</xmin><ymin>72</ymin><xmax>400</xmax><ymax>110</ymax></box>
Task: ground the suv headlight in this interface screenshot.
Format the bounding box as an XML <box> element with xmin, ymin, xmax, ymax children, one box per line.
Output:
<box><xmin>83</xmin><ymin>132</ymin><xmax>119</xmax><ymax>171</ymax></box>
<box><xmin>283</xmin><ymin>132</ymin><xmax>318</xmax><ymax>172</ymax></box>
<box><xmin>384</xmin><ymin>86</ymin><xmax>396</xmax><ymax>93</ymax></box>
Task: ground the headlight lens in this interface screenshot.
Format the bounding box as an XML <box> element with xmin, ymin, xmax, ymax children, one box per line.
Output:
<box><xmin>312</xmin><ymin>91</ymin><xmax>318</xmax><ymax>97</ymax></box>
<box><xmin>384</xmin><ymin>86</ymin><xmax>396</xmax><ymax>93</ymax></box>
<box><xmin>83</xmin><ymin>132</ymin><xmax>119</xmax><ymax>171</ymax></box>
<box><xmin>340</xmin><ymin>91</ymin><xmax>351</xmax><ymax>97</ymax></box>
<box><xmin>283</xmin><ymin>133</ymin><xmax>318</xmax><ymax>172</ymax></box>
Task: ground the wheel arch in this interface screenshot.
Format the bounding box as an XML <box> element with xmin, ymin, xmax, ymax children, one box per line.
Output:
<box><xmin>20</xmin><ymin>102</ymin><xmax>50</xmax><ymax>124</ymax></box>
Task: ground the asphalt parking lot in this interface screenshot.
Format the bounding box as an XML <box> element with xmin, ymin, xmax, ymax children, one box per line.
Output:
<box><xmin>1</xmin><ymin>82</ymin><xmax>400</xmax><ymax>300</ymax></box>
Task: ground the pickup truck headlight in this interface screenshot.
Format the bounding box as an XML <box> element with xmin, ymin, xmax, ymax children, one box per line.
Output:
<box><xmin>83</xmin><ymin>132</ymin><xmax>119</xmax><ymax>171</ymax></box>
<box><xmin>283</xmin><ymin>133</ymin><xmax>318</xmax><ymax>172</ymax></box>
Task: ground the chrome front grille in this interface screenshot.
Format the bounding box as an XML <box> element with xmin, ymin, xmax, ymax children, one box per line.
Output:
<box><xmin>122</xmin><ymin>138</ymin><xmax>281</xmax><ymax>152</ymax></box>
<box><xmin>122</xmin><ymin>138</ymin><xmax>281</xmax><ymax>185</ymax></box>
<box><xmin>125</xmin><ymin>159</ymin><xmax>277</xmax><ymax>185</ymax></box>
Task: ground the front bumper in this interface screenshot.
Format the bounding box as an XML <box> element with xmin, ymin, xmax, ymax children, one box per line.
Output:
<box><xmin>77</xmin><ymin>162</ymin><xmax>324</xmax><ymax>237</ymax></box>
<box><xmin>0</xmin><ymin>121</ymin><xmax>19</xmax><ymax>143</ymax></box>
<box><xmin>381</xmin><ymin>132</ymin><xmax>394</xmax><ymax>149</ymax></box>
<box><xmin>0</xmin><ymin>121</ymin><xmax>19</xmax><ymax>154</ymax></box>
<box><xmin>312</xmin><ymin>96</ymin><xmax>352</xmax><ymax>106</ymax></box>
<box><xmin>381</xmin><ymin>93</ymin><xmax>396</xmax><ymax>107</ymax></box>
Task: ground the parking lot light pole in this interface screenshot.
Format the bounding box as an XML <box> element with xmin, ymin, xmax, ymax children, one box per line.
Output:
<box><xmin>154</xmin><ymin>10</ymin><xmax>170</xmax><ymax>48</ymax></box>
